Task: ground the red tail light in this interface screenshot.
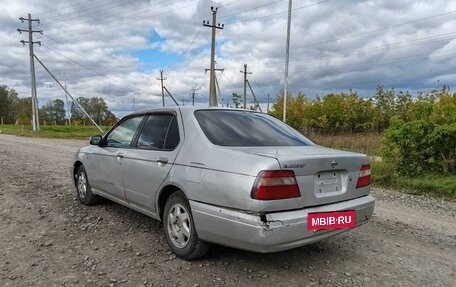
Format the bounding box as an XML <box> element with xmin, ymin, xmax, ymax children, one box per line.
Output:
<box><xmin>356</xmin><ymin>164</ymin><xmax>371</xmax><ymax>188</ymax></box>
<box><xmin>251</xmin><ymin>170</ymin><xmax>301</xmax><ymax>200</ymax></box>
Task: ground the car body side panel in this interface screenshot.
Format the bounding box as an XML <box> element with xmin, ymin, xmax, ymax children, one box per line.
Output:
<box><xmin>165</xmin><ymin>163</ymin><xmax>258</xmax><ymax>210</ymax></box>
<box><xmin>77</xmin><ymin>145</ymin><xmax>128</xmax><ymax>201</ymax></box>
<box><xmin>123</xmin><ymin>148</ymin><xmax>180</xmax><ymax>215</ymax></box>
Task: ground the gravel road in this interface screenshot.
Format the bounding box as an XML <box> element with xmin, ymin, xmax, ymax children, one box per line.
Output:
<box><xmin>0</xmin><ymin>134</ymin><xmax>455</xmax><ymax>287</ymax></box>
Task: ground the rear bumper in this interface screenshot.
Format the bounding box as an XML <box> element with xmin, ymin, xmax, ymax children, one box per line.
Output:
<box><xmin>190</xmin><ymin>195</ymin><xmax>375</xmax><ymax>253</ymax></box>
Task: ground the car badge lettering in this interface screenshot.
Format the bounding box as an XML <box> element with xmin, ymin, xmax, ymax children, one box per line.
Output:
<box><xmin>283</xmin><ymin>163</ymin><xmax>305</xmax><ymax>168</ymax></box>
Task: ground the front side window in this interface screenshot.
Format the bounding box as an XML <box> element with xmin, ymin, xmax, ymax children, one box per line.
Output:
<box><xmin>195</xmin><ymin>110</ymin><xmax>313</xmax><ymax>146</ymax></box>
<box><xmin>106</xmin><ymin>116</ymin><xmax>144</xmax><ymax>148</ymax></box>
<box><xmin>136</xmin><ymin>114</ymin><xmax>180</xmax><ymax>150</ymax></box>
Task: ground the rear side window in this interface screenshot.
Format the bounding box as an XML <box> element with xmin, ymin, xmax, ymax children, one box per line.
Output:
<box><xmin>136</xmin><ymin>114</ymin><xmax>180</xmax><ymax>150</ymax></box>
<box><xmin>194</xmin><ymin>110</ymin><xmax>312</xmax><ymax>146</ymax></box>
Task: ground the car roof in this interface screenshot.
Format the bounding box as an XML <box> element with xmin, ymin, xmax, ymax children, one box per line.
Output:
<box><xmin>128</xmin><ymin>106</ymin><xmax>257</xmax><ymax>117</ymax></box>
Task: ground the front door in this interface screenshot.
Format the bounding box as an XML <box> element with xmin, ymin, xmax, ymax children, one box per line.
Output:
<box><xmin>87</xmin><ymin>116</ymin><xmax>144</xmax><ymax>201</ymax></box>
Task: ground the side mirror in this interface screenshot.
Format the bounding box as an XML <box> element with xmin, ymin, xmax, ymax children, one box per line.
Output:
<box><xmin>89</xmin><ymin>135</ymin><xmax>102</xmax><ymax>145</ymax></box>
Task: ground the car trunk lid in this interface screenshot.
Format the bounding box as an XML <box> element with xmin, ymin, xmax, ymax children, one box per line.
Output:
<box><xmin>227</xmin><ymin>146</ymin><xmax>370</xmax><ymax>208</ymax></box>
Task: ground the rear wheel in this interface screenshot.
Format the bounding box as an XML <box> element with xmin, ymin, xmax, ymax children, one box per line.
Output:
<box><xmin>76</xmin><ymin>165</ymin><xmax>99</xmax><ymax>205</ymax></box>
<box><xmin>163</xmin><ymin>191</ymin><xmax>210</xmax><ymax>260</ymax></box>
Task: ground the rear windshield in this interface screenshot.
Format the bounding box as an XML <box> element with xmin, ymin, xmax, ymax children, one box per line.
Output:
<box><xmin>194</xmin><ymin>110</ymin><xmax>313</xmax><ymax>146</ymax></box>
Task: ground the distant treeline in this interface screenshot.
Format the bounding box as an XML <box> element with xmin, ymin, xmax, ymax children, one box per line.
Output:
<box><xmin>0</xmin><ymin>85</ymin><xmax>117</xmax><ymax>126</ymax></box>
<box><xmin>269</xmin><ymin>85</ymin><xmax>456</xmax><ymax>134</ymax></box>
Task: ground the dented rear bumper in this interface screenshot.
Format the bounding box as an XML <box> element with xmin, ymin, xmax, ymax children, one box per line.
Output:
<box><xmin>190</xmin><ymin>195</ymin><xmax>375</xmax><ymax>253</ymax></box>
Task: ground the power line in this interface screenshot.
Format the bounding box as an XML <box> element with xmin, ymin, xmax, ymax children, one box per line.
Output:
<box><xmin>41</xmin><ymin>44</ymin><xmax>105</xmax><ymax>76</ymax></box>
<box><xmin>256</xmin><ymin>47</ymin><xmax>456</xmax><ymax>73</ymax></box>
<box><xmin>225</xmin><ymin>0</ymin><xmax>330</xmax><ymax>24</ymax></box>
<box><xmin>249</xmin><ymin>31</ymin><xmax>456</xmax><ymax>67</ymax></box>
<box><xmin>41</xmin><ymin>0</ymin><xmax>175</xmax><ymax>30</ymax></box>
<box><xmin>166</xmin><ymin>26</ymin><xmax>205</xmax><ymax>71</ymax></box>
<box><xmin>41</xmin><ymin>0</ymin><xmax>146</xmax><ymax>21</ymax></box>
<box><xmin>288</xmin><ymin>9</ymin><xmax>456</xmax><ymax>52</ymax></box>
<box><xmin>46</xmin><ymin>0</ymin><xmax>200</xmax><ymax>39</ymax></box>
<box><xmin>219</xmin><ymin>0</ymin><xmax>284</xmax><ymax>19</ymax></box>
<box><xmin>40</xmin><ymin>43</ymin><xmax>143</xmax><ymax>96</ymax></box>
<box><xmin>219</xmin><ymin>0</ymin><xmax>244</xmax><ymax>8</ymax></box>
<box><xmin>38</xmin><ymin>0</ymin><xmax>106</xmax><ymax>16</ymax></box>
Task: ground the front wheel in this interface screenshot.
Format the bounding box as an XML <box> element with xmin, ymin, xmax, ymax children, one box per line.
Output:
<box><xmin>163</xmin><ymin>191</ymin><xmax>210</xmax><ymax>260</ymax></box>
<box><xmin>76</xmin><ymin>165</ymin><xmax>99</xmax><ymax>205</ymax></box>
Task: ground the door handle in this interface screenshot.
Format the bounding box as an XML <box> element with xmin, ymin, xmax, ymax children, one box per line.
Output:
<box><xmin>117</xmin><ymin>153</ymin><xmax>125</xmax><ymax>159</ymax></box>
<box><xmin>157</xmin><ymin>157</ymin><xmax>168</xmax><ymax>165</ymax></box>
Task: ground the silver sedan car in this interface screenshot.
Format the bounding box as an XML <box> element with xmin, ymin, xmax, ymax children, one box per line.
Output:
<box><xmin>72</xmin><ymin>107</ymin><xmax>375</xmax><ymax>260</ymax></box>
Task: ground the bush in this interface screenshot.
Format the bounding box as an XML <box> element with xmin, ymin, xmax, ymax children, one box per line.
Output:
<box><xmin>382</xmin><ymin>118</ymin><xmax>456</xmax><ymax>176</ymax></box>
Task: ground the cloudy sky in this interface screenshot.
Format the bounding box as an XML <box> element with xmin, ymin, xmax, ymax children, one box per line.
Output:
<box><xmin>1</xmin><ymin>0</ymin><xmax>456</xmax><ymax>116</ymax></box>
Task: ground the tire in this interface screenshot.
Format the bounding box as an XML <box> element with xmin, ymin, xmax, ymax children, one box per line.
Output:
<box><xmin>76</xmin><ymin>165</ymin><xmax>99</xmax><ymax>205</ymax></box>
<box><xmin>163</xmin><ymin>191</ymin><xmax>210</xmax><ymax>260</ymax></box>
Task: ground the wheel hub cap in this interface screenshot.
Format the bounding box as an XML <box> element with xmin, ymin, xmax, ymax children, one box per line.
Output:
<box><xmin>77</xmin><ymin>173</ymin><xmax>87</xmax><ymax>199</ymax></box>
<box><xmin>167</xmin><ymin>203</ymin><xmax>191</xmax><ymax>248</ymax></box>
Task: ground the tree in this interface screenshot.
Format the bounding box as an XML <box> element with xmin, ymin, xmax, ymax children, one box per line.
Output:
<box><xmin>231</xmin><ymin>93</ymin><xmax>242</xmax><ymax>108</ymax></box>
<box><xmin>71</xmin><ymin>96</ymin><xmax>116</xmax><ymax>125</ymax></box>
<box><xmin>372</xmin><ymin>85</ymin><xmax>396</xmax><ymax>131</ymax></box>
<box><xmin>14</xmin><ymin>97</ymin><xmax>32</xmax><ymax>125</ymax></box>
<box><xmin>0</xmin><ymin>85</ymin><xmax>19</xmax><ymax>124</ymax></box>
<box><xmin>89</xmin><ymin>97</ymin><xmax>108</xmax><ymax>125</ymax></box>
<box><xmin>40</xmin><ymin>99</ymin><xmax>66</xmax><ymax>123</ymax></box>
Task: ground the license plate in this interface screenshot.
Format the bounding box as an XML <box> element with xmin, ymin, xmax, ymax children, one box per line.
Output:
<box><xmin>307</xmin><ymin>210</ymin><xmax>356</xmax><ymax>231</ymax></box>
<box><xmin>315</xmin><ymin>171</ymin><xmax>342</xmax><ymax>194</ymax></box>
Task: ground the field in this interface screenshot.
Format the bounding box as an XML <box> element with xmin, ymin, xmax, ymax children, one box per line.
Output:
<box><xmin>308</xmin><ymin>132</ymin><xmax>382</xmax><ymax>156</ymax></box>
<box><xmin>0</xmin><ymin>124</ymin><xmax>108</xmax><ymax>139</ymax></box>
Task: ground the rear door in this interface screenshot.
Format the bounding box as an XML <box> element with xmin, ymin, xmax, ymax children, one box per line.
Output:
<box><xmin>123</xmin><ymin>112</ymin><xmax>182</xmax><ymax>215</ymax></box>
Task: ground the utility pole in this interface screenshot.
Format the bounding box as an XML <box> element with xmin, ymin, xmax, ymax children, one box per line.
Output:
<box><xmin>156</xmin><ymin>70</ymin><xmax>166</xmax><ymax>107</ymax></box>
<box><xmin>203</xmin><ymin>7</ymin><xmax>224</xmax><ymax>107</ymax></box>
<box><xmin>64</xmin><ymin>81</ymin><xmax>71</xmax><ymax>126</ymax></box>
<box><xmin>283</xmin><ymin>0</ymin><xmax>292</xmax><ymax>123</ymax></box>
<box><xmin>240</xmin><ymin>64</ymin><xmax>252</xmax><ymax>109</ymax></box>
<box><xmin>267</xmin><ymin>94</ymin><xmax>270</xmax><ymax>113</ymax></box>
<box><xmin>240</xmin><ymin>64</ymin><xmax>262</xmax><ymax>112</ymax></box>
<box><xmin>190</xmin><ymin>89</ymin><xmax>197</xmax><ymax>106</ymax></box>
<box><xmin>18</xmin><ymin>13</ymin><xmax>42</xmax><ymax>131</ymax></box>
<box><xmin>205</xmin><ymin>61</ymin><xmax>224</xmax><ymax>106</ymax></box>
<box><xmin>282</xmin><ymin>0</ymin><xmax>292</xmax><ymax>123</ymax></box>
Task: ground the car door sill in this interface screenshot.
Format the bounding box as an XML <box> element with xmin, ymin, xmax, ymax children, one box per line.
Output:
<box><xmin>92</xmin><ymin>188</ymin><xmax>158</xmax><ymax>220</ymax></box>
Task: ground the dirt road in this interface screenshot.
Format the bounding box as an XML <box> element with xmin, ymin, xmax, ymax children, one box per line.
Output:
<box><xmin>0</xmin><ymin>134</ymin><xmax>455</xmax><ymax>287</ymax></box>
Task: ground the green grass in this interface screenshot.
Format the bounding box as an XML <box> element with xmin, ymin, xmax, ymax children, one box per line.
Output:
<box><xmin>372</xmin><ymin>161</ymin><xmax>456</xmax><ymax>200</ymax></box>
<box><xmin>0</xmin><ymin>124</ymin><xmax>109</xmax><ymax>139</ymax></box>
<box><xmin>308</xmin><ymin>132</ymin><xmax>382</xmax><ymax>156</ymax></box>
